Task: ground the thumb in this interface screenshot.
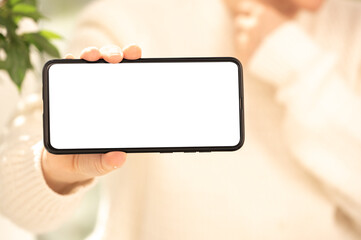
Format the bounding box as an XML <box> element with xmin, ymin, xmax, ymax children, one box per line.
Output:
<box><xmin>74</xmin><ymin>152</ymin><xmax>127</xmax><ymax>177</ymax></box>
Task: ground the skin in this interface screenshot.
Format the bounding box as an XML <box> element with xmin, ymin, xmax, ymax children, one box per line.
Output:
<box><xmin>224</xmin><ymin>0</ymin><xmax>324</xmax><ymax>13</ymax></box>
<box><xmin>226</xmin><ymin>0</ymin><xmax>325</xmax><ymax>63</ymax></box>
<box><xmin>42</xmin><ymin>44</ymin><xmax>142</xmax><ymax>194</ymax></box>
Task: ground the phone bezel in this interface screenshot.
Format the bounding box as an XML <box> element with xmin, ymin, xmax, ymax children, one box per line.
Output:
<box><xmin>43</xmin><ymin>57</ymin><xmax>245</xmax><ymax>154</ymax></box>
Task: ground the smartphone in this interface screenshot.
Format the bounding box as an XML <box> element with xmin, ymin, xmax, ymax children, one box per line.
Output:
<box><xmin>43</xmin><ymin>57</ymin><xmax>244</xmax><ymax>154</ymax></box>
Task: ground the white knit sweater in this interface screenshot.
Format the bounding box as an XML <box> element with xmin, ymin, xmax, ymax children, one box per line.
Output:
<box><xmin>1</xmin><ymin>0</ymin><xmax>361</xmax><ymax>239</ymax></box>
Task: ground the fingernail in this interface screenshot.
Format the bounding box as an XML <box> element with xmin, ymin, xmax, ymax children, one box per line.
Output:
<box><xmin>103</xmin><ymin>152</ymin><xmax>126</xmax><ymax>170</ymax></box>
<box><xmin>64</xmin><ymin>53</ymin><xmax>74</xmax><ymax>59</ymax></box>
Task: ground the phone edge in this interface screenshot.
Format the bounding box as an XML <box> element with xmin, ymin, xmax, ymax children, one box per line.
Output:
<box><xmin>42</xmin><ymin>57</ymin><xmax>245</xmax><ymax>154</ymax></box>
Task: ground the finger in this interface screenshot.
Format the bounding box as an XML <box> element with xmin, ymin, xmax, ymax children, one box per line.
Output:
<box><xmin>102</xmin><ymin>152</ymin><xmax>127</xmax><ymax>169</ymax></box>
<box><xmin>80</xmin><ymin>46</ymin><xmax>101</xmax><ymax>62</ymax></box>
<box><xmin>99</xmin><ymin>45</ymin><xmax>123</xmax><ymax>63</ymax></box>
<box><xmin>123</xmin><ymin>44</ymin><xmax>142</xmax><ymax>60</ymax></box>
<box><xmin>64</xmin><ymin>53</ymin><xmax>75</xmax><ymax>59</ymax></box>
<box><xmin>73</xmin><ymin>151</ymin><xmax>127</xmax><ymax>177</ymax></box>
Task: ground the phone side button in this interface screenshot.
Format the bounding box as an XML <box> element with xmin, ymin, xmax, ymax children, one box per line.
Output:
<box><xmin>160</xmin><ymin>151</ymin><xmax>173</xmax><ymax>153</ymax></box>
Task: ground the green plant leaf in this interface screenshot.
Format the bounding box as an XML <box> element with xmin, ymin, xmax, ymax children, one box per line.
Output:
<box><xmin>12</xmin><ymin>3</ymin><xmax>36</xmax><ymax>13</ymax></box>
<box><xmin>9</xmin><ymin>0</ymin><xmax>23</xmax><ymax>6</ymax></box>
<box><xmin>5</xmin><ymin>41</ymin><xmax>32</xmax><ymax>89</ymax></box>
<box><xmin>0</xmin><ymin>15</ymin><xmax>7</xmax><ymax>27</ymax></box>
<box><xmin>0</xmin><ymin>60</ymin><xmax>6</xmax><ymax>69</ymax></box>
<box><xmin>39</xmin><ymin>30</ymin><xmax>62</xmax><ymax>40</ymax></box>
<box><xmin>23</xmin><ymin>0</ymin><xmax>37</xmax><ymax>6</ymax></box>
<box><xmin>9</xmin><ymin>0</ymin><xmax>38</xmax><ymax>7</ymax></box>
<box><xmin>0</xmin><ymin>33</ymin><xmax>6</xmax><ymax>48</ymax></box>
<box><xmin>22</xmin><ymin>32</ymin><xmax>60</xmax><ymax>57</ymax></box>
<box><xmin>12</xmin><ymin>3</ymin><xmax>43</xmax><ymax>21</ymax></box>
<box><xmin>0</xmin><ymin>13</ymin><xmax>18</xmax><ymax>31</ymax></box>
<box><xmin>0</xmin><ymin>0</ymin><xmax>59</xmax><ymax>91</ymax></box>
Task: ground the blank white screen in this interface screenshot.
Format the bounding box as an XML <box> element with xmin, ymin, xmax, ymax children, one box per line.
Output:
<box><xmin>48</xmin><ymin>61</ymin><xmax>240</xmax><ymax>149</ymax></box>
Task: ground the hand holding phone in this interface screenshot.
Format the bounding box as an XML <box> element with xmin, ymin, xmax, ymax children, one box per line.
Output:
<box><xmin>41</xmin><ymin>45</ymin><xmax>140</xmax><ymax>194</ymax></box>
<box><xmin>41</xmin><ymin>44</ymin><xmax>244</xmax><ymax>195</ymax></box>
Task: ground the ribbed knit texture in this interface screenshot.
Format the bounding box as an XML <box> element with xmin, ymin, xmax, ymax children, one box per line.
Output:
<box><xmin>0</xmin><ymin>95</ymin><xmax>93</xmax><ymax>233</ymax></box>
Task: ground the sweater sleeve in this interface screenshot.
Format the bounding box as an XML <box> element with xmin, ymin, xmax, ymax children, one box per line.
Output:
<box><xmin>0</xmin><ymin>1</ymin><xmax>125</xmax><ymax>232</ymax></box>
<box><xmin>248</xmin><ymin>22</ymin><xmax>361</xmax><ymax>229</ymax></box>
<box><xmin>0</xmin><ymin>94</ymin><xmax>95</xmax><ymax>233</ymax></box>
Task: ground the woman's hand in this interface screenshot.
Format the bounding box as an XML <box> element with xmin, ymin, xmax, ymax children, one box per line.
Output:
<box><xmin>41</xmin><ymin>44</ymin><xmax>142</xmax><ymax>195</ymax></box>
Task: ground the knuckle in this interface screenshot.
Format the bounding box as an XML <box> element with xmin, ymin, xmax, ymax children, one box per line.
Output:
<box><xmin>72</xmin><ymin>154</ymin><xmax>109</xmax><ymax>176</ymax></box>
<box><xmin>93</xmin><ymin>155</ymin><xmax>108</xmax><ymax>175</ymax></box>
<box><xmin>71</xmin><ymin>154</ymin><xmax>81</xmax><ymax>173</ymax></box>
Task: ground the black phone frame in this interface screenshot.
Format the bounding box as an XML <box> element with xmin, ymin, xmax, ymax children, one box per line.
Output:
<box><xmin>43</xmin><ymin>57</ymin><xmax>245</xmax><ymax>154</ymax></box>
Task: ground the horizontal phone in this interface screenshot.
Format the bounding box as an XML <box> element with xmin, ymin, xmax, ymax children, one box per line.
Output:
<box><xmin>43</xmin><ymin>57</ymin><xmax>244</xmax><ymax>154</ymax></box>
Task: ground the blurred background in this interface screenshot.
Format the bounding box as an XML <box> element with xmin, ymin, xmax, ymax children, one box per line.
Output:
<box><xmin>37</xmin><ymin>0</ymin><xmax>93</xmax><ymax>54</ymax></box>
<box><xmin>1</xmin><ymin>0</ymin><xmax>360</xmax><ymax>239</ymax></box>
